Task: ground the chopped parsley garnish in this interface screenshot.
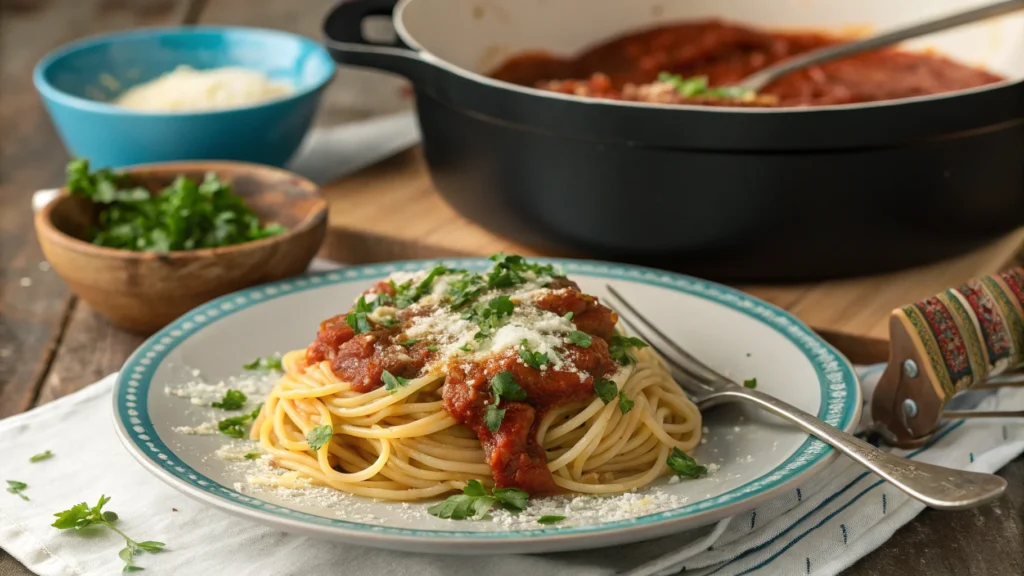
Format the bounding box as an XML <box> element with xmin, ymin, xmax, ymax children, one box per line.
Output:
<box><xmin>6</xmin><ymin>480</ymin><xmax>28</xmax><ymax>501</ymax></box>
<box><xmin>657</xmin><ymin>72</ymin><xmax>756</xmax><ymax>101</ymax></box>
<box><xmin>465</xmin><ymin>295</ymin><xmax>515</xmax><ymax>339</ymax></box>
<box><xmin>211</xmin><ymin>389</ymin><xmax>247</xmax><ymax>410</ymax></box>
<box><xmin>243</xmin><ymin>355</ymin><xmax>282</xmax><ymax>371</ymax></box>
<box><xmin>666</xmin><ymin>447</ymin><xmax>708</xmax><ymax>479</ymax></box>
<box><xmin>486</xmin><ymin>253</ymin><xmax>559</xmax><ymax>289</ymax></box>
<box><xmin>218</xmin><ymin>403</ymin><xmax>263</xmax><ymax>438</ymax></box>
<box><xmin>484</xmin><ymin>403</ymin><xmax>506</xmax><ymax>432</ymax></box>
<box><xmin>382</xmin><ymin>369</ymin><xmax>410</xmax><ymax>393</ymax></box>
<box><xmin>490</xmin><ymin>372</ymin><xmax>527</xmax><ymax>401</ymax></box>
<box><xmin>346</xmin><ymin>295</ymin><xmax>374</xmax><ymax>334</ymax></box>
<box><xmin>459</xmin><ymin>344</ymin><xmax>474</xmax><ymax>353</ymax></box>
<box><xmin>485</xmin><ymin>372</ymin><xmax>526</xmax><ymax>431</ymax></box>
<box><xmin>568</xmin><ymin>330</ymin><xmax>592</xmax><ymax>348</ymax></box>
<box><xmin>744</xmin><ymin>378</ymin><xmax>757</xmax><ymax>389</ymax></box>
<box><xmin>538</xmin><ymin>515</ymin><xmax>566</xmax><ymax>525</ymax></box>
<box><xmin>608</xmin><ymin>336</ymin><xmax>649</xmax><ymax>366</ymax></box>
<box><xmin>52</xmin><ymin>495</ymin><xmax>165</xmax><ymax>572</ymax></box>
<box><xmin>594</xmin><ymin>379</ymin><xmax>618</xmax><ymax>404</ymax></box>
<box><xmin>427</xmin><ymin>480</ymin><xmax>529</xmax><ymax>520</ymax></box>
<box><xmin>306</xmin><ymin>425</ymin><xmax>333</xmax><ymax>451</ymax></box>
<box><xmin>244</xmin><ymin>452</ymin><xmax>261</xmax><ymax>460</ymax></box>
<box><xmin>617</xmin><ymin>391</ymin><xmax>634</xmax><ymax>414</ymax></box>
<box><xmin>29</xmin><ymin>450</ymin><xmax>53</xmax><ymax>463</ymax></box>
<box><xmin>518</xmin><ymin>340</ymin><xmax>550</xmax><ymax>370</ymax></box>
<box><xmin>400</xmin><ymin>339</ymin><xmax>418</xmax><ymax>347</ymax></box>
<box><xmin>392</xmin><ymin>265</ymin><xmax>451</xmax><ymax>308</ymax></box>
<box><xmin>563</xmin><ymin>312</ymin><xmax>574</xmax><ymax>321</ymax></box>
<box><xmin>67</xmin><ymin>158</ymin><xmax>284</xmax><ymax>252</ymax></box>
<box><xmin>446</xmin><ymin>271</ymin><xmax>486</xmax><ymax>309</ymax></box>
<box><xmin>427</xmin><ymin>345</ymin><xmax>439</xmax><ymax>352</ymax></box>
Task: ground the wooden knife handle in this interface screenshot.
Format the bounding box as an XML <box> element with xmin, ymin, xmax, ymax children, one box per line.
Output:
<box><xmin>872</xmin><ymin>268</ymin><xmax>1024</xmax><ymax>445</ymax></box>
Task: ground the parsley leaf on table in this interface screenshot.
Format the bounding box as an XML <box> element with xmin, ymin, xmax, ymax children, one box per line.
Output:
<box><xmin>6</xmin><ymin>480</ymin><xmax>28</xmax><ymax>501</ymax></box>
<box><xmin>666</xmin><ymin>447</ymin><xmax>708</xmax><ymax>479</ymax></box>
<box><xmin>51</xmin><ymin>495</ymin><xmax>165</xmax><ymax>572</ymax></box>
<box><xmin>67</xmin><ymin>159</ymin><xmax>284</xmax><ymax>252</ymax></box>
<box><xmin>29</xmin><ymin>450</ymin><xmax>54</xmax><ymax>463</ymax></box>
<box><xmin>744</xmin><ymin>378</ymin><xmax>758</xmax><ymax>389</ymax></box>
<box><xmin>211</xmin><ymin>389</ymin><xmax>247</xmax><ymax>410</ymax></box>
<box><xmin>427</xmin><ymin>480</ymin><xmax>530</xmax><ymax>520</ymax></box>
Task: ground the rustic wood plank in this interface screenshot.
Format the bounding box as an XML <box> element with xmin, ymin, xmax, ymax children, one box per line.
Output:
<box><xmin>197</xmin><ymin>0</ymin><xmax>412</xmax><ymax>126</ymax></box>
<box><xmin>35</xmin><ymin>301</ymin><xmax>144</xmax><ymax>405</ymax></box>
<box><xmin>0</xmin><ymin>0</ymin><xmax>191</xmax><ymax>418</ymax></box>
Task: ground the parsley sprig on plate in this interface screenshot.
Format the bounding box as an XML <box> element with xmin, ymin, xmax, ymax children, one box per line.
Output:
<box><xmin>667</xmin><ymin>447</ymin><xmax>708</xmax><ymax>479</ymax></box>
<box><xmin>52</xmin><ymin>495</ymin><xmax>165</xmax><ymax>572</ymax></box>
<box><xmin>211</xmin><ymin>389</ymin><xmax>247</xmax><ymax>410</ymax></box>
<box><xmin>427</xmin><ymin>479</ymin><xmax>529</xmax><ymax>520</ymax></box>
<box><xmin>218</xmin><ymin>403</ymin><xmax>263</xmax><ymax>438</ymax></box>
<box><xmin>243</xmin><ymin>354</ymin><xmax>282</xmax><ymax>371</ymax></box>
<box><xmin>67</xmin><ymin>159</ymin><xmax>284</xmax><ymax>252</ymax></box>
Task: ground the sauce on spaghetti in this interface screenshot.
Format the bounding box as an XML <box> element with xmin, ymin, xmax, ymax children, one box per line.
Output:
<box><xmin>304</xmin><ymin>258</ymin><xmax>627</xmax><ymax>494</ymax></box>
<box><xmin>489</xmin><ymin>20</ymin><xmax>1005</xmax><ymax>107</ymax></box>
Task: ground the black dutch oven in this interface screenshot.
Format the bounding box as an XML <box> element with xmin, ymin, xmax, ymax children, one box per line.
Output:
<box><xmin>323</xmin><ymin>0</ymin><xmax>1024</xmax><ymax>282</ymax></box>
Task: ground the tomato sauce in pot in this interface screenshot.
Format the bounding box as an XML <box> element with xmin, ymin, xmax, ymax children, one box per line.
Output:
<box><xmin>490</xmin><ymin>20</ymin><xmax>1005</xmax><ymax>107</ymax></box>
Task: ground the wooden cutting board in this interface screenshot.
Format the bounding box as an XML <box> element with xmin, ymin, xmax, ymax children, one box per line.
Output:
<box><xmin>319</xmin><ymin>147</ymin><xmax>1024</xmax><ymax>364</ymax></box>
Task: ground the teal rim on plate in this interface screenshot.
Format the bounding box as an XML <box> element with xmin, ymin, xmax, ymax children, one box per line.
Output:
<box><xmin>113</xmin><ymin>258</ymin><xmax>861</xmax><ymax>541</ymax></box>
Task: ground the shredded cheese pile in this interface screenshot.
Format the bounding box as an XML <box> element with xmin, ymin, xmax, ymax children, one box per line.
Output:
<box><xmin>115</xmin><ymin>65</ymin><xmax>293</xmax><ymax>112</ymax></box>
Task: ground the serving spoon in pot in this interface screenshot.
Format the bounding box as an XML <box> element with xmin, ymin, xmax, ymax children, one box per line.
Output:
<box><xmin>732</xmin><ymin>0</ymin><xmax>1024</xmax><ymax>96</ymax></box>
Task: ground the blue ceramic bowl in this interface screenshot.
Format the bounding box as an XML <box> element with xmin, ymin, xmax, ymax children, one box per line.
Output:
<box><xmin>34</xmin><ymin>26</ymin><xmax>335</xmax><ymax>168</ymax></box>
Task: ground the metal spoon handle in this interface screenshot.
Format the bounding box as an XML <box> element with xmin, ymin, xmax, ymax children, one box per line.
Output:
<box><xmin>738</xmin><ymin>0</ymin><xmax>1024</xmax><ymax>92</ymax></box>
<box><xmin>704</xmin><ymin>387</ymin><xmax>1007</xmax><ymax>510</ymax></box>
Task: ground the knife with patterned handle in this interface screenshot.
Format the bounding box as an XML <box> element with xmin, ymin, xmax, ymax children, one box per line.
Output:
<box><xmin>873</xmin><ymin>268</ymin><xmax>1024</xmax><ymax>447</ymax></box>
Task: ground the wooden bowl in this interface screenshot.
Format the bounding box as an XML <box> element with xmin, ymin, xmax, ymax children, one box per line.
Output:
<box><xmin>35</xmin><ymin>161</ymin><xmax>327</xmax><ymax>335</ymax></box>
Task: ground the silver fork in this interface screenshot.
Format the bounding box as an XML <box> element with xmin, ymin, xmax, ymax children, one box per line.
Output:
<box><xmin>604</xmin><ymin>285</ymin><xmax>1007</xmax><ymax>511</ymax></box>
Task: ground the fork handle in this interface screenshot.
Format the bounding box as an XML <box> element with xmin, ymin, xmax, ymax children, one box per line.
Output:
<box><xmin>703</xmin><ymin>387</ymin><xmax>1007</xmax><ymax>510</ymax></box>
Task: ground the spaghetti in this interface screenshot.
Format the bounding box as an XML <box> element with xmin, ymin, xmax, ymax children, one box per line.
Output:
<box><xmin>251</xmin><ymin>256</ymin><xmax>702</xmax><ymax>501</ymax></box>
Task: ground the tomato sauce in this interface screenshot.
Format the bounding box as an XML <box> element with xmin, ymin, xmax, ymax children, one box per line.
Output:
<box><xmin>306</xmin><ymin>280</ymin><xmax>622</xmax><ymax>493</ymax></box>
<box><xmin>489</xmin><ymin>20</ymin><xmax>1005</xmax><ymax>107</ymax></box>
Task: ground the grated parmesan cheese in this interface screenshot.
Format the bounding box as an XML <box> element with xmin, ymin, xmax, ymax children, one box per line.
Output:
<box><xmin>172</xmin><ymin>421</ymin><xmax>218</xmax><ymax>435</ymax></box>
<box><xmin>115</xmin><ymin>65</ymin><xmax>293</xmax><ymax>112</ymax></box>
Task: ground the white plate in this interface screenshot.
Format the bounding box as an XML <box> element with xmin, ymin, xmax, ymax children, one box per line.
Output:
<box><xmin>112</xmin><ymin>258</ymin><xmax>861</xmax><ymax>555</ymax></box>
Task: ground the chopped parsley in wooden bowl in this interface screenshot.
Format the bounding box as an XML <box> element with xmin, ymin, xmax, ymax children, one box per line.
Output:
<box><xmin>34</xmin><ymin>159</ymin><xmax>327</xmax><ymax>334</ymax></box>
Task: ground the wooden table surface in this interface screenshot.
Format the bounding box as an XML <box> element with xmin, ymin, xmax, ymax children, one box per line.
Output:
<box><xmin>0</xmin><ymin>1</ymin><xmax>1021</xmax><ymax>574</ymax></box>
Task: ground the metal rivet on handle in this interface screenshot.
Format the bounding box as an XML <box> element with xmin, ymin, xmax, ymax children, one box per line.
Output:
<box><xmin>902</xmin><ymin>359</ymin><xmax>919</xmax><ymax>379</ymax></box>
<box><xmin>903</xmin><ymin>399</ymin><xmax>919</xmax><ymax>419</ymax></box>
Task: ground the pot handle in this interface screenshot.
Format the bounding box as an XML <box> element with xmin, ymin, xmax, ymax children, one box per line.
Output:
<box><xmin>322</xmin><ymin>0</ymin><xmax>434</xmax><ymax>83</ymax></box>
